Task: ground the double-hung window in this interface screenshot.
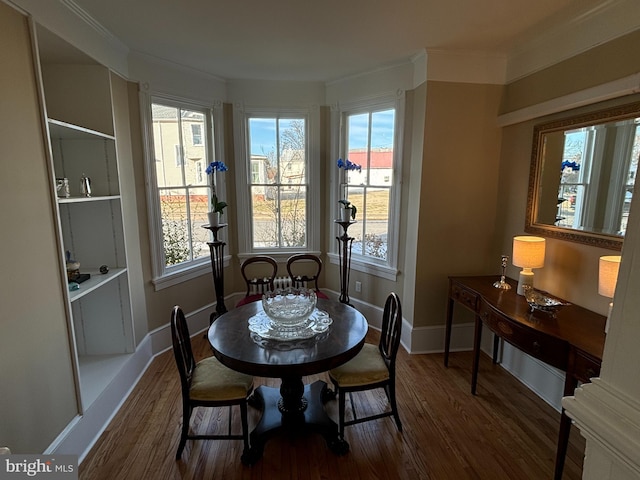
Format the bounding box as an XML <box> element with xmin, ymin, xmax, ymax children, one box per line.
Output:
<box><xmin>144</xmin><ymin>96</ymin><xmax>223</xmax><ymax>288</ymax></box>
<box><xmin>235</xmin><ymin>107</ymin><xmax>320</xmax><ymax>256</ymax></box>
<box><xmin>335</xmin><ymin>95</ymin><xmax>403</xmax><ymax>280</ymax></box>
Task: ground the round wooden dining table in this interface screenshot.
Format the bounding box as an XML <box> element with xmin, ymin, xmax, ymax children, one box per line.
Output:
<box><xmin>208</xmin><ymin>298</ymin><xmax>368</xmax><ymax>464</ymax></box>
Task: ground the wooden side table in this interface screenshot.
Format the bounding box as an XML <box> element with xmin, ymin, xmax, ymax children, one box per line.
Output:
<box><xmin>445</xmin><ymin>275</ymin><xmax>606</xmax><ymax>480</ymax></box>
<box><xmin>203</xmin><ymin>223</ymin><xmax>228</xmax><ymax>324</ymax></box>
<box><xmin>335</xmin><ymin>219</ymin><xmax>355</xmax><ymax>306</ymax></box>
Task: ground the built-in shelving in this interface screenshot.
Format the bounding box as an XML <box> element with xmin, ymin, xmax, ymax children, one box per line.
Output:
<box><xmin>38</xmin><ymin>42</ymin><xmax>134</xmax><ymax>411</ymax></box>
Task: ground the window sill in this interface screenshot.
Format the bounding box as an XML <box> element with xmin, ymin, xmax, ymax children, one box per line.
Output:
<box><xmin>327</xmin><ymin>253</ymin><xmax>398</xmax><ymax>281</ymax></box>
<box><xmin>237</xmin><ymin>250</ymin><xmax>323</xmax><ymax>264</ymax></box>
<box><xmin>152</xmin><ymin>255</ymin><xmax>231</xmax><ymax>291</ymax></box>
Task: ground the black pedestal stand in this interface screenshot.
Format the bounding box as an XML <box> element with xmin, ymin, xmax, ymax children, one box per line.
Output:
<box><xmin>335</xmin><ymin>220</ymin><xmax>355</xmax><ymax>306</ymax></box>
<box><xmin>203</xmin><ymin>223</ymin><xmax>228</xmax><ymax>325</ymax></box>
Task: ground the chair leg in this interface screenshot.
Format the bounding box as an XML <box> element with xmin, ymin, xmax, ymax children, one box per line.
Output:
<box><xmin>386</xmin><ymin>382</ymin><xmax>402</xmax><ymax>432</ymax></box>
<box><xmin>240</xmin><ymin>401</ymin><xmax>250</xmax><ymax>453</ymax></box>
<box><xmin>176</xmin><ymin>402</ymin><xmax>192</xmax><ymax>459</ymax></box>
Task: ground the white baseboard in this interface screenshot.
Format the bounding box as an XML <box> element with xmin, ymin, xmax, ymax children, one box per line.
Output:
<box><xmin>47</xmin><ymin>305</ymin><xmax>214</xmax><ymax>462</ymax></box>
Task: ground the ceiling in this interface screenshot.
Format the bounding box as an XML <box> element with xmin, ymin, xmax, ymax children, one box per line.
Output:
<box><xmin>56</xmin><ymin>0</ymin><xmax>623</xmax><ymax>82</ymax></box>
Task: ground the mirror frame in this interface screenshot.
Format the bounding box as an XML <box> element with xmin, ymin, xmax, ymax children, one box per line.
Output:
<box><xmin>525</xmin><ymin>101</ymin><xmax>640</xmax><ymax>251</ymax></box>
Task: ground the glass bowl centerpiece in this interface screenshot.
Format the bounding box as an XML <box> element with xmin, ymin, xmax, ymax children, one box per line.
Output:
<box><xmin>262</xmin><ymin>287</ymin><xmax>317</xmax><ymax>328</ymax></box>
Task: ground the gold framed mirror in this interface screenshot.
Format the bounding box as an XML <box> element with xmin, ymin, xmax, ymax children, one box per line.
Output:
<box><xmin>525</xmin><ymin>101</ymin><xmax>640</xmax><ymax>250</ymax></box>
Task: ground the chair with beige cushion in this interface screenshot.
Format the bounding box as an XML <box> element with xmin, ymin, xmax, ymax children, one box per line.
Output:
<box><xmin>236</xmin><ymin>255</ymin><xmax>278</xmax><ymax>307</ymax></box>
<box><xmin>328</xmin><ymin>292</ymin><xmax>403</xmax><ymax>439</ymax></box>
<box><xmin>171</xmin><ymin>306</ymin><xmax>254</xmax><ymax>462</ymax></box>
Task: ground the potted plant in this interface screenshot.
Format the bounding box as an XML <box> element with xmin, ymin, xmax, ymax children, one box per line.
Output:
<box><xmin>336</xmin><ymin>158</ymin><xmax>361</xmax><ymax>222</ymax></box>
<box><xmin>338</xmin><ymin>199</ymin><xmax>357</xmax><ymax>221</ymax></box>
<box><xmin>206</xmin><ymin>160</ymin><xmax>228</xmax><ymax>225</ymax></box>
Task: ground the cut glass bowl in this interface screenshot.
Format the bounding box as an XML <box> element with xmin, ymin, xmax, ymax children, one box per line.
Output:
<box><xmin>262</xmin><ymin>287</ymin><xmax>318</xmax><ymax>328</ymax></box>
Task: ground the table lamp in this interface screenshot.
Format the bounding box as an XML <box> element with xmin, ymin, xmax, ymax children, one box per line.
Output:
<box><xmin>598</xmin><ymin>255</ymin><xmax>621</xmax><ymax>333</ymax></box>
<box><xmin>512</xmin><ymin>236</ymin><xmax>546</xmax><ymax>295</ymax></box>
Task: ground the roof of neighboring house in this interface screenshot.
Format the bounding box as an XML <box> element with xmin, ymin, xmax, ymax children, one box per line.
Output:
<box><xmin>348</xmin><ymin>150</ymin><xmax>393</xmax><ymax>169</ymax></box>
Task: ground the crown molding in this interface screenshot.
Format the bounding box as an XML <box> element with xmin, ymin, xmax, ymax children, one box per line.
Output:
<box><xmin>506</xmin><ymin>0</ymin><xmax>640</xmax><ymax>82</ymax></box>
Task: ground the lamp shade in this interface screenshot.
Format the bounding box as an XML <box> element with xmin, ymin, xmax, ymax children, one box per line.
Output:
<box><xmin>512</xmin><ymin>236</ymin><xmax>546</xmax><ymax>269</ymax></box>
<box><xmin>598</xmin><ymin>255</ymin><xmax>621</xmax><ymax>298</ymax></box>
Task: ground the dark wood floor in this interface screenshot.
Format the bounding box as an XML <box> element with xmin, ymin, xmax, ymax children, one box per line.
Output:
<box><xmin>79</xmin><ymin>331</ymin><xmax>585</xmax><ymax>479</ymax></box>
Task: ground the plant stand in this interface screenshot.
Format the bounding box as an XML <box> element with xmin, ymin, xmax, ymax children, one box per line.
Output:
<box><xmin>203</xmin><ymin>223</ymin><xmax>228</xmax><ymax>325</ymax></box>
<box><xmin>335</xmin><ymin>219</ymin><xmax>355</xmax><ymax>306</ymax></box>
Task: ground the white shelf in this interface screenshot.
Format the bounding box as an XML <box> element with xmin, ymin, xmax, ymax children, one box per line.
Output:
<box><xmin>68</xmin><ymin>267</ymin><xmax>127</xmax><ymax>302</ymax></box>
<box><xmin>58</xmin><ymin>195</ymin><xmax>121</xmax><ymax>204</ymax></box>
<box><xmin>48</xmin><ymin>118</ymin><xmax>115</xmax><ymax>140</ymax></box>
<box><xmin>78</xmin><ymin>353</ymin><xmax>133</xmax><ymax>409</ymax></box>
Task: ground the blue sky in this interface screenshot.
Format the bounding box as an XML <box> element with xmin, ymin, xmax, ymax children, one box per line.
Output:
<box><xmin>249</xmin><ymin>109</ymin><xmax>395</xmax><ymax>155</ymax></box>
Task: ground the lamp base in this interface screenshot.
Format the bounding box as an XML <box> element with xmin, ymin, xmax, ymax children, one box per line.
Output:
<box><xmin>517</xmin><ymin>270</ymin><xmax>534</xmax><ymax>296</ymax></box>
<box><xmin>605</xmin><ymin>302</ymin><xmax>613</xmax><ymax>334</ymax></box>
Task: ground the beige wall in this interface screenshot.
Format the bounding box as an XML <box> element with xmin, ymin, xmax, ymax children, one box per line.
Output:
<box><xmin>0</xmin><ymin>4</ymin><xmax>78</xmax><ymax>452</ymax></box>
<box><xmin>496</xmin><ymin>93</ymin><xmax>640</xmax><ymax>316</ymax></box>
<box><xmin>501</xmin><ymin>29</ymin><xmax>640</xmax><ymax>113</ymax></box>
<box><xmin>413</xmin><ymin>81</ymin><xmax>503</xmax><ymax>328</ymax></box>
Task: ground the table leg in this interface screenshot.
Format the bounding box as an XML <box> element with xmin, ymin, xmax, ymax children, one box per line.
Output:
<box><xmin>245</xmin><ymin>380</ymin><xmax>348</xmax><ymax>464</ymax></box>
<box><xmin>471</xmin><ymin>315</ymin><xmax>483</xmax><ymax>395</ymax></box>
<box><xmin>492</xmin><ymin>334</ymin><xmax>500</xmax><ymax>364</ymax></box>
<box><xmin>444</xmin><ymin>296</ymin><xmax>454</xmax><ymax>367</ymax></box>
<box><xmin>554</xmin><ymin>375</ymin><xmax>578</xmax><ymax>479</ymax></box>
<box><xmin>554</xmin><ymin>409</ymin><xmax>572</xmax><ymax>480</ymax></box>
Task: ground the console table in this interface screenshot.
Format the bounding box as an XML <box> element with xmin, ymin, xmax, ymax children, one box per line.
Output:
<box><xmin>444</xmin><ymin>275</ymin><xmax>606</xmax><ymax>480</ymax></box>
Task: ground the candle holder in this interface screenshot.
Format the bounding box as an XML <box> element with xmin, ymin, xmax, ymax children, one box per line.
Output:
<box><xmin>493</xmin><ymin>255</ymin><xmax>512</xmax><ymax>290</ymax></box>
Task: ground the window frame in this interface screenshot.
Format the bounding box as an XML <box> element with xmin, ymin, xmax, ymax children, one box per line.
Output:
<box><xmin>141</xmin><ymin>93</ymin><xmax>227</xmax><ymax>289</ymax></box>
<box><xmin>233</xmin><ymin>104</ymin><xmax>321</xmax><ymax>261</ymax></box>
<box><xmin>329</xmin><ymin>93</ymin><xmax>404</xmax><ymax>281</ymax></box>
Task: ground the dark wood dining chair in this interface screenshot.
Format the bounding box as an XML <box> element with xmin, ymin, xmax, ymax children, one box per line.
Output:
<box><xmin>236</xmin><ymin>255</ymin><xmax>278</xmax><ymax>307</ymax></box>
<box><xmin>328</xmin><ymin>292</ymin><xmax>403</xmax><ymax>440</ymax></box>
<box><xmin>170</xmin><ymin>306</ymin><xmax>254</xmax><ymax>462</ymax></box>
<box><xmin>286</xmin><ymin>253</ymin><xmax>329</xmax><ymax>299</ymax></box>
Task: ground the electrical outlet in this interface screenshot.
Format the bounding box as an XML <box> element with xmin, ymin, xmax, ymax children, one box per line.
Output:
<box><xmin>355</xmin><ymin>281</ymin><xmax>362</xmax><ymax>293</ymax></box>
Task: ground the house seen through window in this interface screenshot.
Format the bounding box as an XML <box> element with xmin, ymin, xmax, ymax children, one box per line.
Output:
<box><xmin>150</xmin><ymin>102</ymin><xmax>213</xmax><ymax>269</ymax></box>
<box><xmin>343</xmin><ymin>108</ymin><xmax>395</xmax><ymax>261</ymax></box>
<box><xmin>247</xmin><ymin>116</ymin><xmax>308</xmax><ymax>249</ymax></box>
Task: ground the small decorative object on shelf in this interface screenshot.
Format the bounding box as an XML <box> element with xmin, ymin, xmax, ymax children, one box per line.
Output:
<box><xmin>65</xmin><ymin>250</ymin><xmax>81</xmax><ymax>281</ymax></box>
<box><xmin>493</xmin><ymin>255</ymin><xmax>512</xmax><ymax>289</ymax></box>
<box><xmin>206</xmin><ymin>160</ymin><xmax>228</xmax><ymax>226</ymax></box>
<box><xmin>203</xmin><ymin>223</ymin><xmax>228</xmax><ymax>325</ymax></box>
<box><xmin>80</xmin><ymin>173</ymin><xmax>91</xmax><ymax>197</ymax></box>
<box><xmin>56</xmin><ymin>177</ymin><xmax>70</xmax><ymax>198</ymax></box>
<box><xmin>99</xmin><ymin>264</ymin><xmax>109</xmax><ymax>274</ymax></box>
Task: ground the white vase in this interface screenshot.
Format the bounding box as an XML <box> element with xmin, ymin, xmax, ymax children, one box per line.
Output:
<box><xmin>207</xmin><ymin>211</ymin><xmax>220</xmax><ymax>226</ymax></box>
<box><xmin>340</xmin><ymin>208</ymin><xmax>352</xmax><ymax>222</ymax></box>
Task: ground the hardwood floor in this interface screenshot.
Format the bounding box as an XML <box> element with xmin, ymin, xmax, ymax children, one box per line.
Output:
<box><xmin>79</xmin><ymin>331</ymin><xmax>585</xmax><ymax>479</ymax></box>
